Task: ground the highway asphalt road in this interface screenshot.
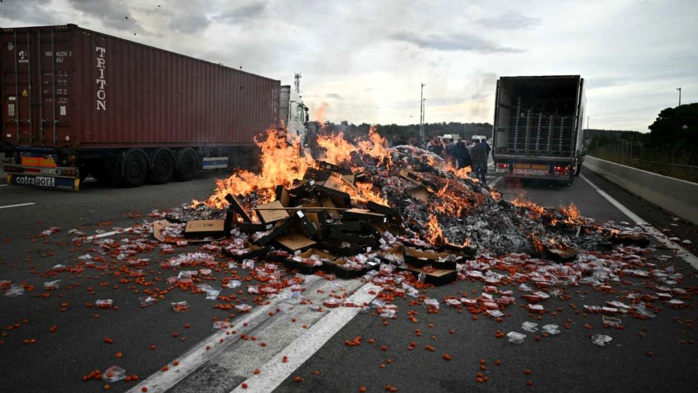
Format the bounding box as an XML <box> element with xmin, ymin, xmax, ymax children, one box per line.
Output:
<box><xmin>0</xmin><ymin>168</ymin><xmax>696</xmax><ymax>393</ymax></box>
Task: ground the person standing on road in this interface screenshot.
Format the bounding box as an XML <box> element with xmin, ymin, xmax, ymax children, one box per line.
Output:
<box><xmin>456</xmin><ymin>139</ymin><xmax>471</xmax><ymax>169</ymax></box>
<box><xmin>445</xmin><ymin>138</ymin><xmax>458</xmax><ymax>167</ymax></box>
<box><xmin>471</xmin><ymin>141</ymin><xmax>488</xmax><ymax>186</ymax></box>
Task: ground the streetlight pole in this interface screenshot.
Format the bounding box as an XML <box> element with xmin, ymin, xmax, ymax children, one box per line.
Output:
<box><xmin>677</xmin><ymin>87</ymin><xmax>682</xmax><ymax>106</ymax></box>
<box><xmin>420</xmin><ymin>84</ymin><xmax>425</xmax><ymax>142</ymax></box>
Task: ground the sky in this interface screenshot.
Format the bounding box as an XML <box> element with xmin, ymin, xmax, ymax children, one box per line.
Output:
<box><xmin>1</xmin><ymin>0</ymin><xmax>696</xmax><ymax>132</ymax></box>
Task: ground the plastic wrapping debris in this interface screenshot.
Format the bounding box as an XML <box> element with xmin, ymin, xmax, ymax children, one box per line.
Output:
<box><xmin>4</xmin><ymin>284</ymin><xmax>25</xmax><ymax>297</ymax></box>
<box><xmin>602</xmin><ymin>316</ymin><xmax>622</xmax><ymax>328</ymax></box>
<box><xmin>487</xmin><ymin>310</ymin><xmax>504</xmax><ymax>318</ymax></box>
<box><xmin>542</xmin><ymin>324</ymin><xmax>560</xmax><ymax>335</ymax></box>
<box><xmin>171</xmin><ymin>301</ymin><xmax>190</xmax><ymax>312</ymax></box>
<box><xmin>139</xmin><ymin>296</ymin><xmax>156</xmax><ymax>307</ymax></box>
<box><xmin>212</xmin><ymin>321</ymin><xmax>231</xmax><ymax>330</ymax></box>
<box><xmin>521</xmin><ymin>322</ymin><xmax>539</xmax><ymax>332</ymax></box>
<box><xmin>518</xmin><ymin>283</ymin><xmax>533</xmax><ymax>292</ymax></box>
<box><xmin>96</xmin><ymin>299</ymin><xmax>113</xmax><ymax>309</ymax></box>
<box><xmin>226</xmin><ymin>280</ymin><xmax>241</xmax><ymax>289</ymax></box>
<box><xmin>103</xmin><ymin>366</ymin><xmax>126</xmax><ymax>382</ymax></box>
<box><xmin>507</xmin><ymin>331</ymin><xmax>526</xmax><ymax>344</ymax></box>
<box><xmin>423</xmin><ymin>298</ymin><xmax>440</xmax><ymax>310</ymax></box>
<box><xmin>235</xmin><ymin>304</ymin><xmax>253</xmax><ymax>313</ymax></box>
<box><xmin>590</xmin><ymin>334</ymin><xmax>612</xmax><ymax>346</ymax></box>
<box><xmin>323</xmin><ymin>298</ymin><xmax>342</xmax><ymax>309</ymax></box>
<box><xmin>43</xmin><ymin>280</ymin><xmax>60</xmax><ymax>290</ymax></box>
<box><xmin>205</xmin><ymin>287</ymin><xmax>221</xmax><ymax>300</ymax></box>
<box><xmin>242</xmin><ymin>259</ymin><xmax>255</xmax><ymax>270</ymax></box>
<box><xmin>248</xmin><ymin>285</ymin><xmax>259</xmax><ymax>294</ymax></box>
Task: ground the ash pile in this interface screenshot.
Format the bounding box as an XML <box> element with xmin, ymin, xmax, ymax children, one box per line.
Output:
<box><xmin>158</xmin><ymin>130</ymin><xmax>647</xmax><ymax>285</ymax></box>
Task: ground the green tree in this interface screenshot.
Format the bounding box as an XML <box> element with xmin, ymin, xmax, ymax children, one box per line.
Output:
<box><xmin>648</xmin><ymin>103</ymin><xmax>698</xmax><ymax>148</ymax></box>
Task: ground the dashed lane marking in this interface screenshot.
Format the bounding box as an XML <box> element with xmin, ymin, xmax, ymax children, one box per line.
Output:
<box><xmin>0</xmin><ymin>202</ymin><xmax>35</xmax><ymax>209</ymax></box>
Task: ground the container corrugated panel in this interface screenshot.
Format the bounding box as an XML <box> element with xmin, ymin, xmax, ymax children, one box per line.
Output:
<box><xmin>1</xmin><ymin>24</ymin><xmax>280</xmax><ymax>148</ymax></box>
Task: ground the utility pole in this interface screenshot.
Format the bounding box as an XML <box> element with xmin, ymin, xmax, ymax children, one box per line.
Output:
<box><xmin>295</xmin><ymin>73</ymin><xmax>302</xmax><ymax>93</ymax></box>
<box><xmin>677</xmin><ymin>87</ymin><xmax>682</xmax><ymax>106</ymax></box>
<box><xmin>420</xmin><ymin>84</ymin><xmax>425</xmax><ymax>142</ymax></box>
<box><xmin>587</xmin><ymin>116</ymin><xmax>590</xmax><ymax>130</ymax></box>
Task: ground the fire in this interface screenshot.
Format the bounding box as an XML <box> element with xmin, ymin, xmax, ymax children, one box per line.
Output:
<box><xmin>314</xmin><ymin>103</ymin><xmax>328</xmax><ymax>129</ymax></box>
<box><xmin>561</xmin><ymin>203</ymin><xmax>581</xmax><ymax>223</ymax></box>
<box><xmin>316</xmin><ymin>132</ymin><xmax>356</xmax><ymax>165</ymax></box>
<box><xmin>325</xmin><ymin>173</ymin><xmax>387</xmax><ymax>205</ymax></box>
<box><xmin>356</xmin><ymin>127</ymin><xmax>394</xmax><ymax>168</ymax></box>
<box><xmin>511</xmin><ymin>198</ymin><xmax>545</xmax><ymax>216</ymax></box>
<box><xmin>198</xmin><ymin>129</ymin><xmax>314</xmax><ymax>209</ymax></box>
<box><xmin>424</xmin><ymin>214</ymin><xmax>444</xmax><ymax>245</ymax></box>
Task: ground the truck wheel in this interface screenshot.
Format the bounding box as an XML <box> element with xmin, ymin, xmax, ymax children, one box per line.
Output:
<box><xmin>175</xmin><ymin>150</ymin><xmax>198</xmax><ymax>181</ymax></box>
<box><xmin>575</xmin><ymin>162</ymin><xmax>582</xmax><ymax>177</ymax></box>
<box><xmin>148</xmin><ymin>149</ymin><xmax>175</xmax><ymax>184</ymax></box>
<box><xmin>122</xmin><ymin>150</ymin><xmax>148</xmax><ymax>187</ymax></box>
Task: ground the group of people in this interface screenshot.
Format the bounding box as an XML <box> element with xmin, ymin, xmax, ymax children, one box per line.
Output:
<box><xmin>427</xmin><ymin>137</ymin><xmax>491</xmax><ymax>187</ymax></box>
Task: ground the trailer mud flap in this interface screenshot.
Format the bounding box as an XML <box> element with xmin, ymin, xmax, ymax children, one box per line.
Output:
<box><xmin>9</xmin><ymin>174</ymin><xmax>80</xmax><ymax>191</ymax></box>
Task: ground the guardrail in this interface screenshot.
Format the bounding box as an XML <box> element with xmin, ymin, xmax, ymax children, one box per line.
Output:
<box><xmin>583</xmin><ymin>156</ymin><xmax>698</xmax><ymax>226</ymax></box>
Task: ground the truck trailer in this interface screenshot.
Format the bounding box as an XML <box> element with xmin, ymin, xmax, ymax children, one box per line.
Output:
<box><xmin>1</xmin><ymin>24</ymin><xmax>307</xmax><ymax>190</ymax></box>
<box><xmin>492</xmin><ymin>75</ymin><xmax>586</xmax><ymax>186</ymax></box>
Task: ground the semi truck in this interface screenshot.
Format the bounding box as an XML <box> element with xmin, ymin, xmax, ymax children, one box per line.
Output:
<box><xmin>1</xmin><ymin>24</ymin><xmax>308</xmax><ymax>190</ymax></box>
<box><xmin>492</xmin><ymin>75</ymin><xmax>586</xmax><ymax>186</ymax></box>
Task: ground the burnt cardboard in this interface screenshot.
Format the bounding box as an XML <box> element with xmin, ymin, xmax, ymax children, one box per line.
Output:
<box><xmin>255</xmin><ymin>200</ymin><xmax>290</xmax><ymax>224</ymax></box>
<box><xmin>437</xmin><ymin>243</ymin><xmax>477</xmax><ymax>257</ymax></box>
<box><xmin>318</xmin><ymin>161</ymin><xmax>352</xmax><ymax>174</ymax></box>
<box><xmin>184</xmin><ymin>220</ymin><xmax>226</xmax><ymax>239</ymax></box>
<box><xmin>342</xmin><ymin>208</ymin><xmax>388</xmax><ymax>224</ymax></box>
<box><xmin>252</xmin><ymin>218</ymin><xmax>293</xmax><ymax>246</ymax></box>
<box><xmin>225</xmin><ymin>194</ymin><xmax>253</xmax><ymax>222</ymax></box>
<box><xmin>400</xmin><ymin>264</ymin><xmax>457</xmax><ymax>286</ymax></box>
<box><xmin>316</xmin><ymin>177</ymin><xmax>351</xmax><ymax>208</ymax></box>
<box><xmin>366</xmin><ymin>201</ymin><xmax>401</xmax><ymax>223</ymax></box>
<box><xmin>275</xmin><ymin>186</ymin><xmax>292</xmax><ymax>207</ymax></box>
<box><xmin>544</xmin><ymin>246</ymin><xmax>578</xmax><ymax>262</ymax></box>
<box><xmin>289</xmin><ymin>179</ymin><xmax>316</xmax><ymax>197</ymax></box>
<box><xmin>326</xmin><ymin>221</ymin><xmax>364</xmax><ymax>233</ymax></box>
<box><xmin>274</xmin><ymin>233</ymin><xmax>317</xmax><ymax>252</ymax></box>
<box><xmin>407</xmin><ymin>186</ymin><xmax>430</xmax><ymax>203</ymax></box>
<box><xmin>372</xmin><ymin>223</ymin><xmax>409</xmax><ymax>237</ymax></box>
<box><xmin>222</xmin><ymin>244</ymin><xmax>268</xmax><ymax>261</ymax></box>
<box><xmin>399</xmin><ymin>169</ymin><xmax>424</xmax><ymax>185</ymax></box>
<box><xmin>403</xmin><ymin>247</ymin><xmax>457</xmax><ymax>270</ymax></box>
<box><xmin>342</xmin><ymin>173</ymin><xmax>367</xmax><ymax>184</ymax></box>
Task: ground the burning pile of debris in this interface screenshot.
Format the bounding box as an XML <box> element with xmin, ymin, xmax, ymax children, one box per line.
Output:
<box><xmin>154</xmin><ymin>128</ymin><xmax>647</xmax><ymax>285</ymax></box>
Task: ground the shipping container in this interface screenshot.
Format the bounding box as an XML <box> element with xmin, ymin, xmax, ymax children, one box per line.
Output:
<box><xmin>492</xmin><ymin>75</ymin><xmax>586</xmax><ymax>186</ymax></box>
<box><xmin>1</xmin><ymin>24</ymin><xmax>303</xmax><ymax>190</ymax></box>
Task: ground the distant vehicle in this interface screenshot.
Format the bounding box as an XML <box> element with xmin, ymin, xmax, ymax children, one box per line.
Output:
<box><xmin>492</xmin><ymin>75</ymin><xmax>586</xmax><ymax>186</ymax></box>
<box><xmin>471</xmin><ymin>135</ymin><xmax>487</xmax><ymax>143</ymax></box>
<box><xmin>1</xmin><ymin>24</ymin><xmax>308</xmax><ymax>190</ymax></box>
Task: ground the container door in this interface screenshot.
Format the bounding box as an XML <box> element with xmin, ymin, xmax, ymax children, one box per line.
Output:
<box><xmin>2</xmin><ymin>28</ymin><xmax>73</xmax><ymax>148</ymax></box>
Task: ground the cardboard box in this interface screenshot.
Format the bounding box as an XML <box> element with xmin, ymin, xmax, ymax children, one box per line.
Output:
<box><xmin>275</xmin><ymin>186</ymin><xmax>292</xmax><ymax>207</ymax></box>
<box><xmin>400</xmin><ymin>264</ymin><xmax>457</xmax><ymax>286</ymax></box>
<box><xmin>316</xmin><ymin>177</ymin><xmax>352</xmax><ymax>208</ymax></box>
<box><xmin>274</xmin><ymin>233</ymin><xmax>317</xmax><ymax>252</ymax></box>
<box><xmin>324</xmin><ymin>258</ymin><xmax>380</xmax><ymax>279</ymax></box>
<box><xmin>252</xmin><ymin>218</ymin><xmax>293</xmax><ymax>246</ymax></box>
<box><xmin>238</xmin><ymin>221</ymin><xmax>275</xmax><ymax>233</ymax></box>
<box><xmin>222</xmin><ymin>244</ymin><xmax>268</xmax><ymax>261</ymax></box>
<box><xmin>318</xmin><ymin>161</ymin><xmax>352</xmax><ymax>174</ymax></box>
<box><xmin>378</xmin><ymin>245</ymin><xmax>405</xmax><ymax>265</ymax></box>
<box><xmin>403</xmin><ymin>247</ymin><xmax>457</xmax><ymax>270</ymax></box>
<box><xmin>283</xmin><ymin>248</ymin><xmax>334</xmax><ymax>275</ymax></box>
<box><xmin>184</xmin><ymin>220</ymin><xmax>226</xmax><ymax>239</ymax></box>
<box><xmin>321</xmin><ymin>240</ymin><xmax>373</xmax><ymax>256</ymax></box>
<box><xmin>225</xmin><ymin>194</ymin><xmax>252</xmax><ymax>222</ymax></box>
<box><xmin>342</xmin><ymin>208</ymin><xmax>388</xmax><ymax>224</ymax></box>
<box><xmin>319</xmin><ymin>197</ymin><xmax>342</xmax><ymax>220</ymax></box>
<box><xmin>366</xmin><ymin>201</ymin><xmax>402</xmax><ymax>223</ymax></box>
<box><xmin>328</xmin><ymin>227</ymin><xmax>379</xmax><ymax>246</ymax></box>
<box><xmin>255</xmin><ymin>200</ymin><xmax>290</xmax><ymax>224</ymax></box>
<box><xmin>288</xmin><ymin>179</ymin><xmax>316</xmax><ymax>197</ymax></box>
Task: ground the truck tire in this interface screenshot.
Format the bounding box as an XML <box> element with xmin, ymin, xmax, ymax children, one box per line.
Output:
<box><xmin>575</xmin><ymin>162</ymin><xmax>582</xmax><ymax>177</ymax></box>
<box><xmin>175</xmin><ymin>149</ymin><xmax>198</xmax><ymax>182</ymax></box>
<box><xmin>148</xmin><ymin>149</ymin><xmax>175</xmax><ymax>184</ymax></box>
<box><xmin>122</xmin><ymin>150</ymin><xmax>149</xmax><ymax>187</ymax></box>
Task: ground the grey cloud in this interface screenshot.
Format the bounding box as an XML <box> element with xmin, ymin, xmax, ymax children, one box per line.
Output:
<box><xmin>476</xmin><ymin>12</ymin><xmax>540</xmax><ymax>30</ymax></box>
<box><xmin>168</xmin><ymin>13</ymin><xmax>210</xmax><ymax>34</ymax></box>
<box><xmin>212</xmin><ymin>2</ymin><xmax>267</xmax><ymax>24</ymax></box>
<box><xmin>0</xmin><ymin>0</ymin><xmax>60</xmax><ymax>26</ymax></box>
<box><xmin>68</xmin><ymin>0</ymin><xmax>147</xmax><ymax>34</ymax></box>
<box><xmin>389</xmin><ymin>31</ymin><xmax>524</xmax><ymax>54</ymax></box>
<box><xmin>326</xmin><ymin>93</ymin><xmax>343</xmax><ymax>100</ymax></box>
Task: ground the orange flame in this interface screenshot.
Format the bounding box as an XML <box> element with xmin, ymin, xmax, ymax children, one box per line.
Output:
<box><xmin>561</xmin><ymin>203</ymin><xmax>581</xmax><ymax>223</ymax></box>
<box><xmin>316</xmin><ymin>132</ymin><xmax>357</xmax><ymax>165</ymax></box>
<box><xmin>314</xmin><ymin>103</ymin><xmax>328</xmax><ymax>130</ymax></box>
<box><xmin>356</xmin><ymin>126</ymin><xmax>394</xmax><ymax>168</ymax></box>
<box><xmin>198</xmin><ymin>129</ymin><xmax>313</xmax><ymax>209</ymax></box>
<box><xmin>425</xmin><ymin>214</ymin><xmax>444</xmax><ymax>245</ymax></box>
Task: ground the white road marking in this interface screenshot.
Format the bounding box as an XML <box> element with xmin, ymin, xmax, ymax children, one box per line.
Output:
<box><xmin>0</xmin><ymin>202</ymin><xmax>35</xmax><ymax>209</ymax></box>
<box><xmin>581</xmin><ymin>174</ymin><xmax>698</xmax><ymax>270</ymax></box>
<box><xmin>230</xmin><ymin>283</ymin><xmax>381</xmax><ymax>393</ymax></box>
<box><xmin>80</xmin><ymin>228</ymin><xmax>134</xmax><ymax>241</ymax></box>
